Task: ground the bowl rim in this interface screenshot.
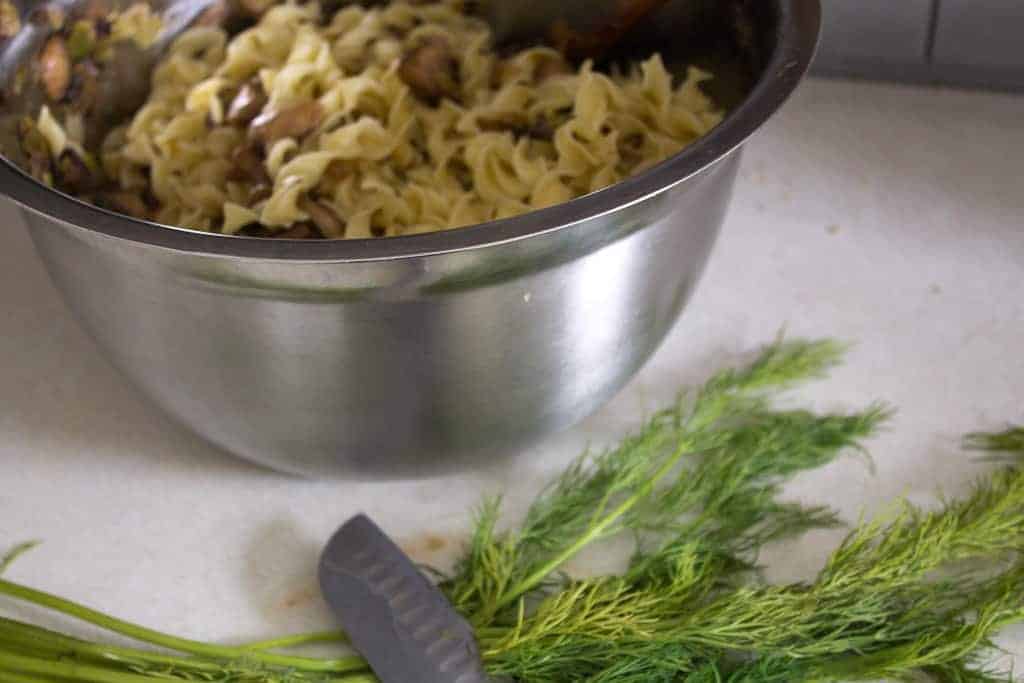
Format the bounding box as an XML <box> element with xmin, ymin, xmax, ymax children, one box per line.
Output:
<box><xmin>0</xmin><ymin>0</ymin><xmax>820</xmax><ymax>262</ymax></box>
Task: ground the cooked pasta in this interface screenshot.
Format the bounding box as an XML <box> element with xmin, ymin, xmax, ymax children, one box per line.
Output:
<box><xmin>37</xmin><ymin>0</ymin><xmax>724</xmax><ymax>238</ymax></box>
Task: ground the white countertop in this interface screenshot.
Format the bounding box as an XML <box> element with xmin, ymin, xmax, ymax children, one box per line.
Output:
<box><xmin>3</xmin><ymin>78</ymin><xmax>1024</xmax><ymax>666</ymax></box>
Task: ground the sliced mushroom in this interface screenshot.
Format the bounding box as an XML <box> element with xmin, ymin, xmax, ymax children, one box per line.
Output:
<box><xmin>56</xmin><ymin>148</ymin><xmax>102</xmax><ymax>192</ymax></box>
<box><xmin>228</xmin><ymin>143</ymin><xmax>270</xmax><ymax>185</ymax></box>
<box><xmin>248</xmin><ymin>100</ymin><xmax>324</xmax><ymax>146</ymax></box>
<box><xmin>100</xmin><ymin>190</ymin><xmax>150</xmax><ymax>219</ymax></box>
<box><xmin>399</xmin><ymin>36</ymin><xmax>460</xmax><ymax>105</ymax></box>
<box><xmin>18</xmin><ymin>117</ymin><xmax>53</xmax><ymax>183</ymax></box>
<box><xmin>477</xmin><ymin>113</ymin><xmax>555</xmax><ymax>142</ymax></box>
<box><xmin>0</xmin><ymin>0</ymin><xmax>21</xmax><ymax>39</ymax></box>
<box><xmin>226</xmin><ymin>79</ymin><xmax>267</xmax><ymax>127</ymax></box>
<box><xmin>477</xmin><ymin>111</ymin><xmax>529</xmax><ymax>134</ymax></box>
<box><xmin>39</xmin><ymin>35</ymin><xmax>71</xmax><ymax>101</ymax></box>
<box><xmin>298</xmin><ymin>196</ymin><xmax>345</xmax><ymax>237</ymax></box>
<box><xmin>275</xmin><ymin>221</ymin><xmax>323</xmax><ymax>239</ymax></box>
<box><xmin>67</xmin><ymin>60</ymin><xmax>100</xmax><ymax>113</ymax></box>
<box><xmin>526</xmin><ymin>119</ymin><xmax>555</xmax><ymax>141</ymax></box>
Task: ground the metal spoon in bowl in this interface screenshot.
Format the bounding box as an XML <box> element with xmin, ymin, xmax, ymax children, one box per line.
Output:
<box><xmin>480</xmin><ymin>0</ymin><xmax>673</xmax><ymax>60</ymax></box>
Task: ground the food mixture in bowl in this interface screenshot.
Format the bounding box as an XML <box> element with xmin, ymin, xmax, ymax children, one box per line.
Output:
<box><xmin>19</xmin><ymin>0</ymin><xmax>724</xmax><ymax>238</ymax></box>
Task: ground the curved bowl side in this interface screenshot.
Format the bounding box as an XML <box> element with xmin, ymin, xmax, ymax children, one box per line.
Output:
<box><xmin>24</xmin><ymin>153</ymin><xmax>740</xmax><ymax>476</ymax></box>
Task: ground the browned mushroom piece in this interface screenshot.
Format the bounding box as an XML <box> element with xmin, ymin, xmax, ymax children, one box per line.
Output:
<box><xmin>477</xmin><ymin>112</ymin><xmax>555</xmax><ymax>142</ymax></box>
<box><xmin>275</xmin><ymin>221</ymin><xmax>323</xmax><ymax>239</ymax></box>
<box><xmin>399</xmin><ymin>36</ymin><xmax>460</xmax><ymax>105</ymax></box>
<box><xmin>228</xmin><ymin>143</ymin><xmax>271</xmax><ymax>185</ymax></box>
<box><xmin>39</xmin><ymin>35</ymin><xmax>71</xmax><ymax>101</ymax></box>
<box><xmin>298</xmin><ymin>196</ymin><xmax>345</xmax><ymax>237</ymax></box>
<box><xmin>226</xmin><ymin>79</ymin><xmax>267</xmax><ymax>127</ymax></box>
<box><xmin>0</xmin><ymin>0</ymin><xmax>21</xmax><ymax>39</ymax></box>
<box><xmin>100</xmin><ymin>191</ymin><xmax>151</xmax><ymax>219</ymax></box>
<box><xmin>67</xmin><ymin>61</ymin><xmax>100</xmax><ymax>114</ymax></box>
<box><xmin>55</xmin><ymin>148</ymin><xmax>101</xmax><ymax>192</ymax></box>
<box><xmin>477</xmin><ymin>110</ymin><xmax>530</xmax><ymax>134</ymax></box>
<box><xmin>526</xmin><ymin>119</ymin><xmax>555</xmax><ymax>141</ymax></box>
<box><xmin>29</xmin><ymin>4</ymin><xmax>65</xmax><ymax>29</ymax></box>
<box><xmin>248</xmin><ymin>100</ymin><xmax>324</xmax><ymax>146</ymax></box>
<box><xmin>18</xmin><ymin>117</ymin><xmax>53</xmax><ymax>182</ymax></box>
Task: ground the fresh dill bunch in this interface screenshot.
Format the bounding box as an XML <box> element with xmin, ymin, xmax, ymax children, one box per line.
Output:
<box><xmin>2</xmin><ymin>338</ymin><xmax>1024</xmax><ymax>683</ymax></box>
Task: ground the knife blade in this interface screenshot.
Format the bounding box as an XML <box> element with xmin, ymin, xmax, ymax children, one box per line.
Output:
<box><xmin>318</xmin><ymin>514</ymin><xmax>491</xmax><ymax>683</ymax></box>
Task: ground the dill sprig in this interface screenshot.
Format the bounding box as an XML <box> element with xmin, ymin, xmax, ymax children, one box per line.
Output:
<box><xmin>966</xmin><ymin>427</ymin><xmax>1024</xmax><ymax>462</ymax></box>
<box><xmin>1</xmin><ymin>338</ymin><xmax>1023</xmax><ymax>683</ymax></box>
<box><xmin>445</xmin><ymin>339</ymin><xmax>866</xmax><ymax>622</ymax></box>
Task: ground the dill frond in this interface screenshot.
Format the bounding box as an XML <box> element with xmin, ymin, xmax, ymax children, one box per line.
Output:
<box><xmin>924</xmin><ymin>659</ymin><xmax>1014</xmax><ymax>683</ymax></box>
<box><xmin>0</xmin><ymin>542</ymin><xmax>39</xmax><ymax>576</ymax></box>
<box><xmin>445</xmin><ymin>339</ymin><xmax>867</xmax><ymax>625</ymax></box>
<box><xmin>966</xmin><ymin>428</ymin><xmax>1024</xmax><ymax>462</ymax></box>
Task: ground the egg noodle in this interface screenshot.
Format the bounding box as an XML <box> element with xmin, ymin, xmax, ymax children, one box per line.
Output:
<box><xmin>43</xmin><ymin>0</ymin><xmax>724</xmax><ymax>238</ymax></box>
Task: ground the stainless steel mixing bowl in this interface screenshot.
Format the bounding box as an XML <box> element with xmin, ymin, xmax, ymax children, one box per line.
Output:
<box><xmin>0</xmin><ymin>0</ymin><xmax>820</xmax><ymax>476</ymax></box>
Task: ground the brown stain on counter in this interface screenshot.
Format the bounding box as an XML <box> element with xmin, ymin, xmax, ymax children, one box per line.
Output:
<box><xmin>399</xmin><ymin>533</ymin><xmax>452</xmax><ymax>563</ymax></box>
<box><xmin>269</xmin><ymin>532</ymin><xmax>458</xmax><ymax>614</ymax></box>
<box><xmin>276</xmin><ymin>582</ymin><xmax>319</xmax><ymax>610</ymax></box>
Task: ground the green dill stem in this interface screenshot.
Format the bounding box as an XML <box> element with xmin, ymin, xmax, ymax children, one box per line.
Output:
<box><xmin>494</xmin><ymin>439</ymin><xmax>694</xmax><ymax>611</ymax></box>
<box><xmin>0</xmin><ymin>651</ymin><xmax>158</xmax><ymax>683</ymax></box>
<box><xmin>0</xmin><ymin>669</ymin><xmax>57</xmax><ymax>683</ymax></box>
<box><xmin>0</xmin><ymin>617</ymin><xmax>227</xmax><ymax>675</ymax></box>
<box><xmin>0</xmin><ymin>578</ymin><xmax>366</xmax><ymax>675</ymax></box>
<box><xmin>241</xmin><ymin>630</ymin><xmax>348</xmax><ymax>651</ymax></box>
